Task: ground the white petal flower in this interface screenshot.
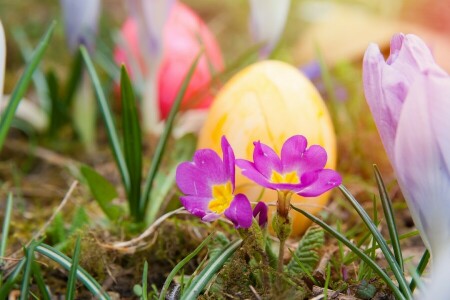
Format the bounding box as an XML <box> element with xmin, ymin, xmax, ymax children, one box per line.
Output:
<box><xmin>249</xmin><ymin>0</ymin><xmax>290</xmax><ymax>57</ymax></box>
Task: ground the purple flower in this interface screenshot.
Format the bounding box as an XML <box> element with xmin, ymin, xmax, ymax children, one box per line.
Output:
<box><xmin>253</xmin><ymin>201</ymin><xmax>268</xmax><ymax>227</ymax></box>
<box><xmin>176</xmin><ymin>136</ymin><xmax>253</xmax><ymax>228</ymax></box>
<box><xmin>60</xmin><ymin>0</ymin><xmax>101</xmax><ymax>54</ymax></box>
<box><xmin>363</xmin><ymin>33</ymin><xmax>450</xmax><ymax>258</ymax></box>
<box><xmin>236</xmin><ymin>135</ymin><xmax>341</xmax><ymax>197</ymax></box>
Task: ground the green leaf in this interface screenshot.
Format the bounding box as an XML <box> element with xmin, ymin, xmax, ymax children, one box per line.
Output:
<box><xmin>339</xmin><ymin>185</ymin><xmax>412</xmax><ymax>299</ymax></box>
<box><xmin>287</xmin><ymin>225</ymin><xmax>324</xmax><ymax>274</ymax></box>
<box><xmin>373</xmin><ymin>165</ymin><xmax>403</xmax><ymax>272</ymax></box>
<box><xmin>0</xmin><ymin>258</ymin><xmax>26</xmax><ymax>298</ymax></box>
<box><xmin>140</xmin><ymin>52</ymin><xmax>202</xmax><ymax>218</ymax></box>
<box><xmin>409</xmin><ymin>249</ymin><xmax>430</xmax><ymax>292</ymax></box>
<box><xmin>31</xmin><ymin>259</ymin><xmax>51</xmax><ymax>300</ymax></box>
<box><xmin>66</xmin><ymin>235</ymin><xmax>82</xmax><ymax>300</ymax></box>
<box><xmin>81</xmin><ymin>46</ymin><xmax>130</xmax><ymax>194</ymax></box>
<box><xmin>35</xmin><ymin>243</ymin><xmax>110</xmax><ymax>300</ymax></box>
<box><xmin>80</xmin><ymin>164</ymin><xmax>123</xmax><ymax>220</ymax></box>
<box><xmin>20</xmin><ymin>240</ymin><xmax>40</xmax><ymax>300</ymax></box>
<box><xmin>159</xmin><ymin>233</ymin><xmax>214</xmax><ymax>300</ymax></box>
<box><xmin>120</xmin><ymin>66</ymin><xmax>142</xmax><ymax>220</ymax></box>
<box><xmin>146</xmin><ymin>133</ymin><xmax>197</xmax><ymax>225</ymax></box>
<box><xmin>141</xmin><ymin>261</ymin><xmax>148</xmax><ymax>300</ymax></box>
<box><xmin>181</xmin><ymin>239</ymin><xmax>242</xmax><ymax>300</ymax></box>
<box><xmin>0</xmin><ymin>21</ymin><xmax>56</xmax><ymax>151</ymax></box>
<box><xmin>290</xmin><ymin>205</ymin><xmax>406</xmax><ymax>300</ymax></box>
<box><xmin>64</xmin><ymin>49</ymin><xmax>84</xmax><ymax>106</ymax></box>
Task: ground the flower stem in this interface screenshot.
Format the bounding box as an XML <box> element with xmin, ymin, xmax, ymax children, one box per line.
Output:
<box><xmin>278</xmin><ymin>236</ymin><xmax>286</xmax><ymax>273</ymax></box>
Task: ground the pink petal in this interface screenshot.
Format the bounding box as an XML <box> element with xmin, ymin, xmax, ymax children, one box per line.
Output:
<box><xmin>224</xmin><ymin>194</ymin><xmax>252</xmax><ymax>228</ymax></box>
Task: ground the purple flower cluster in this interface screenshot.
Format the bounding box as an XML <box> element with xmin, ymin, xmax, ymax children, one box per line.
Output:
<box><xmin>176</xmin><ymin>135</ymin><xmax>342</xmax><ymax>228</ymax></box>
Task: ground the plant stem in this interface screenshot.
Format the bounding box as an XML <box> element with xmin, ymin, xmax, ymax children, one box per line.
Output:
<box><xmin>278</xmin><ymin>237</ymin><xmax>286</xmax><ymax>274</ymax></box>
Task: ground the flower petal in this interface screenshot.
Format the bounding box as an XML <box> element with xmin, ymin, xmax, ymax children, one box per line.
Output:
<box><xmin>221</xmin><ymin>136</ymin><xmax>236</xmax><ymax>191</ymax></box>
<box><xmin>236</xmin><ymin>159</ymin><xmax>273</xmax><ymax>189</ymax></box>
<box><xmin>192</xmin><ymin>148</ymin><xmax>228</xmax><ymax>185</ymax></box>
<box><xmin>224</xmin><ymin>194</ymin><xmax>252</xmax><ymax>228</ymax></box>
<box><xmin>253</xmin><ymin>201</ymin><xmax>268</xmax><ymax>227</ymax></box>
<box><xmin>394</xmin><ymin>73</ymin><xmax>450</xmax><ymax>257</ymax></box>
<box><xmin>180</xmin><ymin>195</ymin><xmax>211</xmax><ymax>218</ymax></box>
<box><xmin>280</xmin><ymin>135</ymin><xmax>307</xmax><ymax>171</ymax></box>
<box><xmin>176</xmin><ymin>161</ymin><xmax>212</xmax><ymax>197</ymax></box>
<box><xmin>61</xmin><ymin>0</ymin><xmax>101</xmax><ymax>53</ymax></box>
<box><xmin>295</xmin><ymin>169</ymin><xmax>341</xmax><ymax>197</ymax></box>
<box><xmin>253</xmin><ymin>140</ymin><xmax>282</xmax><ymax>178</ymax></box>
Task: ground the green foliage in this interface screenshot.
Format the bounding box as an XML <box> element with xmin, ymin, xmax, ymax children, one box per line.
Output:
<box><xmin>0</xmin><ymin>21</ymin><xmax>55</xmax><ymax>151</ymax></box>
<box><xmin>287</xmin><ymin>225</ymin><xmax>324</xmax><ymax>275</ymax></box>
<box><xmin>120</xmin><ymin>66</ymin><xmax>143</xmax><ymax>219</ymax></box>
<box><xmin>66</xmin><ymin>235</ymin><xmax>82</xmax><ymax>300</ymax></box>
<box><xmin>80</xmin><ymin>164</ymin><xmax>124</xmax><ymax>221</ymax></box>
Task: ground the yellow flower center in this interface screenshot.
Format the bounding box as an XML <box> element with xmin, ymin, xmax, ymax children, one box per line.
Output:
<box><xmin>270</xmin><ymin>170</ymin><xmax>300</xmax><ymax>184</ymax></box>
<box><xmin>208</xmin><ymin>182</ymin><xmax>233</xmax><ymax>214</ymax></box>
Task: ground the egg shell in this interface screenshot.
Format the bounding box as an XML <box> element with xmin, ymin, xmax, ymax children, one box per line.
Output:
<box><xmin>198</xmin><ymin>60</ymin><xmax>337</xmax><ymax>237</ymax></box>
<box><xmin>114</xmin><ymin>2</ymin><xmax>224</xmax><ymax>119</ymax></box>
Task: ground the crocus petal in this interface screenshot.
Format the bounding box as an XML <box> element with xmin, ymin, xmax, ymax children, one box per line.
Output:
<box><xmin>60</xmin><ymin>0</ymin><xmax>101</xmax><ymax>53</ymax></box>
<box><xmin>221</xmin><ymin>136</ymin><xmax>236</xmax><ymax>191</ymax></box>
<box><xmin>363</xmin><ymin>33</ymin><xmax>446</xmax><ymax>163</ymax></box>
<box><xmin>418</xmin><ymin>244</ymin><xmax>450</xmax><ymax>300</ymax></box>
<box><xmin>248</xmin><ymin>0</ymin><xmax>290</xmax><ymax>57</ymax></box>
<box><xmin>0</xmin><ymin>20</ymin><xmax>5</xmax><ymax>101</ymax></box>
<box><xmin>128</xmin><ymin>0</ymin><xmax>175</xmax><ymax>60</ymax></box>
<box><xmin>394</xmin><ymin>73</ymin><xmax>450</xmax><ymax>258</ymax></box>
<box><xmin>236</xmin><ymin>159</ymin><xmax>273</xmax><ymax>189</ymax></box>
<box><xmin>253</xmin><ymin>201</ymin><xmax>268</xmax><ymax>227</ymax></box>
<box><xmin>180</xmin><ymin>195</ymin><xmax>211</xmax><ymax>218</ymax></box>
<box><xmin>224</xmin><ymin>194</ymin><xmax>252</xmax><ymax>228</ymax></box>
<box><xmin>253</xmin><ymin>140</ymin><xmax>282</xmax><ymax>177</ymax></box>
<box><xmin>295</xmin><ymin>169</ymin><xmax>342</xmax><ymax>197</ymax></box>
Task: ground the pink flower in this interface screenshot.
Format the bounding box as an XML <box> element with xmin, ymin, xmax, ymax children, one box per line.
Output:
<box><xmin>176</xmin><ymin>136</ymin><xmax>252</xmax><ymax>228</ymax></box>
<box><xmin>363</xmin><ymin>33</ymin><xmax>450</xmax><ymax>258</ymax></box>
<box><xmin>236</xmin><ymin>135</ymin><xmax>341</xmax><ymax>196</ymax></box>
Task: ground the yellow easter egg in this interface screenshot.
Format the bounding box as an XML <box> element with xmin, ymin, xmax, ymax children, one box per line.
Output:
<box><xmin>198</xmin><ymin>60</ymin><xmax>337</xmax><ymax>237</ymax></box>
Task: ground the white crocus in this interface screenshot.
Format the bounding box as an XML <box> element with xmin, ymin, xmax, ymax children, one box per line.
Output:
<box><xmin>249</xmin><ymin>0</ymin><xmax>291</xmax><ymax>57</ymax></box>
<box><xmin>0</xmin><ymin>20</ymin><xmax>47</xmax><ymax>131</ymax></box>
<box><xmin>127</xmin><ymin>0</ymin><xmax>174</xmax><ymax>133</ymax></box>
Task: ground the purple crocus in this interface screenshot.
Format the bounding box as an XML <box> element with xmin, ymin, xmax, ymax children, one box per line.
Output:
<box><xmin>60</xmin><ymin>0</ymin><xmax>101</xmax><ymax>54</ymax></box>
<box><xmin>176</xmin><ymin>136</ymin><xmax>253</xmax><ymax>228</ymax></box>
<box><xmin>236</xmin><ymin>135</ymin><xmax>341</xmax><ymax>197</ymax></box>
<box><xmin>363</xmin><ymin>33</ymin><xmax>450</xmax><ymax>259</ymax></box>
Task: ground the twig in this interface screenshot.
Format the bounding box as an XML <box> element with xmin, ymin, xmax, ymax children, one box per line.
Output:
<box><xmin>249</xmin><ymin>285</ymin><xmax>262</xmax><ymax>300</ymax></box>
<box><xmin>107</xmin><ymin>207</ymin><xmax>188</xmax><ymax>252</ymax></box>
<box><xmin>30</xmin><ymin>180</ymin><xmax>78</xmax><ymax>243</ymax></box>
<box><xmin>311</xmin><ymin>286</ymin><xmax>361</xmax><ymax>300</ymax></box>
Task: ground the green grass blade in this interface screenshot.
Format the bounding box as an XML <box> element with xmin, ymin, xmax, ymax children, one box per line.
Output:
<box><xmin>120</xmin><ymin>66</ymin><xmax>142</xmax><ymax>220</ymax></box>
<box><xmin>31</xmin><ymin>259</ymin><xmax>51</xmax><ymax>300</ymax></box>
<box><xmin>409</xmin><ymin>249</ymin><xmax>430</xmax><ymax>292</ymax></box>
<box><xmin>339</xmin><ymin>185</ymin><xmax>412</xmax><ymax>299</ymax></box>
<box><xmin>142</xmin><ymin>261</ymin><xmax>148</xmax><ymax>300</ymax></box>
<box><xmin>146</xmin><ymin>134</ymin><xmax>196</xmax><ymax>224</ymax></box>
<box><xmin>159</xmin><ymin>232</ymin><xmax>214</xmax><ymax>300</ymax></box>
<box><xmin>80</xmin><ymin>46</ymin><xmax>130</xmax><ymax>193</ymax></box>
<box><xmin>64</xmin><ymin>50</ymin><xmax>84</xmax><ymax>106</ymax></box>
<box><xmin>181</xmin><ymin>239</ymin><xmax>242</xmax><ymax>300</ymax></box>
<box><xmin>290</xmin><ymin>205</ymin><xmax>406</xmax><ymax>300</ymax></box>
<box><xmin>0</xmin><ymin>21</ymin><xmax>56</xmax><ymax>151</ymax></box>
<box><xmin>20</xmin><ymin>241</ymin><xmax>40</xmax><ymax>300</ymax></box>
<box><xmin>0</xmin><ymin>193</ymin><xmax>13</xmax><ymax>266</ymax></box>
<box><xmin>35</xmin><ymin>243</ymin><xmax>110</xmax><ymax>299</ymax></box>
<box><xmin>0</xmin><ymin>258</ymin><xmax>26</xmax><ymax>298</ymax></box>
<box><xmin>66</xmin><ymin>235</ymin><xmax>82</xmax><ymax>300</ymax></box>
<box><xmin>373</xmin><ymin>165</ymin><xmax>404</xmax><ymax>272</ymax></box>
<box><xmin>11</xmin><ymin>27</ymin><xmax>51</xmax><ymax>113</ymax></box>
<box><xmin>140</xmin><ymin>52</ymin><xmax>202</xmax><ymax>218</ymax></box>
